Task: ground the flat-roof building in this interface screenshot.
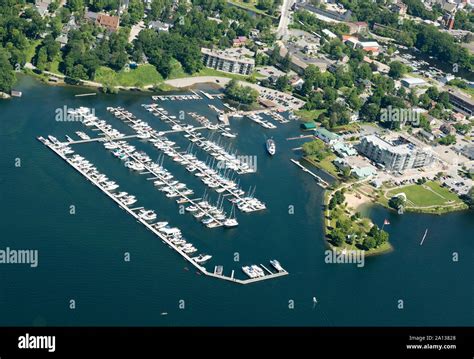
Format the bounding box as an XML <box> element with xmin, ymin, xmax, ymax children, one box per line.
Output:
<box><xmin>448</xmin><ymin>89</ymin><xmax>474</xmax><ymax>116</ymax></box>
<box><xmin>358</xmin><ymin>135</ymin><xmax>435</xmax><ymax>172</ymax></box>
<box><xmin>201</xmin><ymin>47</ymin><xmax>255</xmax><ymax>76</ymax></box>
<box><xmin>401</xmin><ymin>77</ymin><xmax>427</xmax><ymax>88</ymax></box>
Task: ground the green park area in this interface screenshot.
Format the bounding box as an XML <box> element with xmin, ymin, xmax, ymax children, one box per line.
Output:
<box><xmin>324</xmin><ymin>189</ymin><xmax>393</xmax><ymax>256</ymax></box>
<box><xmin>383</xmin><ymin>181</ymin><xmax>467</xmax><ymax>213</ymax></box>
<box><xmin>94</xmin><ymin>61</ymin><xmax>253</xmax><ymax>89</ymax></box>
<box><xmin>301</xmin><ymin>139</ymin><xmax>340</xmax><ymax>179</ymax></box>
<box><xmin>94</xmin><ymin>65</ymin><xmax>164</xmax><ymax>88</ymax></box>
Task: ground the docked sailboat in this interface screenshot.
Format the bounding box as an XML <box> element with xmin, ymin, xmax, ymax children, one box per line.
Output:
<box><xmin>223</xmin><ymin>204</ymin><xmax>238</xmax><ymax>228</ymax></box>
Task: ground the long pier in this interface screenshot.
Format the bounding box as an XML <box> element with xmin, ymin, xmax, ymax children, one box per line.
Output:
<box><xmin>290</xmin><ymin>159</ymin><xmax>329</xmax><ymax>188</ymax></box>
<box><xmin>109</xmin><ymin>107</ymin><xmax>266</xmax><ymax>213</ymax></box>
<box><xmin>38</xmin><ymin>136</ymin><xmax>288</xmax><ymax>285</ymax></box>
<box><xmin>110</xmin><ymin>140</ymin><xmax>226</xmax><ymax>228</ymax></box>
<box><xmin>145</xmin><ymin>105</ymin><xmax>249</xmax><ymax>173</ymax></box>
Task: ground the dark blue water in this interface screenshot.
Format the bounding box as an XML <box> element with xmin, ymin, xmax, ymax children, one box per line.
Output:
<box><xmin>0</xmin><ymin>76</ymin><xmax>472</xmax><ymax>326</ymax></box>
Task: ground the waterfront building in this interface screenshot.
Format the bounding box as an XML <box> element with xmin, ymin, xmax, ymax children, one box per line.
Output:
<box><xmin>314</xmin><ymin>127</ymin><xmax>340</xmax><ymax>145</ymax></box>
<box><xmin>300</xmin><ymin>122</ymin><xmax>316</xmax><ymax>130</ymax></box>
<box><xmin>358</xmin><ymin>135</ymin><xmax>435</xmax><ymax>172</ymax></box>
<box><xmin>201</xmin><ymin>48</ymin><xmax>255</xmax><ymax>75</ymax></box>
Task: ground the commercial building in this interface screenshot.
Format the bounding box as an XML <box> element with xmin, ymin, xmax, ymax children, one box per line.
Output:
<box><xmin>355</xmin><ymin>41</ymin><xmax>381</xmax><ymax>54</ymax></box>
<box><xmin>296</xmin><ymin>2</ymin><xmax>352</xmax><ymax>22</ymax></box>
<box><xmin>448</xmin><ymin>90</ymin><xmax>474</xmax><ymax>116</ymax></box>
<box><xmin>314</xmin><ymin>127</ymin><xmax>341</xmax><ymax>144</ymax></box>
<box><xmin>401</xmin><ymin>77</ymin><xmax>427</xmax><ymax>88</ymax></box>
<box><xmin>358</xmin><ymin>135</ymin><xmax>435</xmax><ymax>172</ymax></box>
<box><xmin>201</xmin><ymin>48</ymin><xmax>255</xmax><ymax>75</ymax></box>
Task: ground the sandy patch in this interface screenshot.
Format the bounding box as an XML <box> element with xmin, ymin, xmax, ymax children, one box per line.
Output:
<box><xmin>344</xmin><ymin>191</ymin><xmax>372</xmax><ymax>214</ymax></box>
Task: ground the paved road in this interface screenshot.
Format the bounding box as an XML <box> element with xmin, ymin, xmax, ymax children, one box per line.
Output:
<box><xmin>276</xmin><ymin>0</ymin><xmax>295</xmax><ymax>40</ymax></box>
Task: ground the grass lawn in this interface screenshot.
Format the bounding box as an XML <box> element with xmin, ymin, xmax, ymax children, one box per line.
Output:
<box><xmin>295</xmin><ymin>109</ymin><xmax>326</xmax><ymax>122</ymax></box>
<box><xmin>303</xmin><ymin>154</ymin><xmax>339</xmax><ymax>179</ymax></box>
<box><xmin>94</xmin><ymin>65</ymin><xmax>164</xmax><ymax>87</ymax></box>
<box><xmin>386</xmin><ymin>181</ymin><xmax>464</xmax><ymax>208</ymax></box>
<box><xmin>332</xmin><ymin>123</ymin><xmax>360</xmax><ymax>133</ymax></box>
<box><xmin>46</xmin><ymin>54</ymin><xmax>62</xmax><ymax>75</ymax></box>
<box><xmin>94</xmin><ymin>59</ymin><xmax>257</xmax><ymax>88</ymax></box>
<box><xmin>461</xmin><ymin>87</ymin><xmax>474</xmax><ymax>97</ymax></box>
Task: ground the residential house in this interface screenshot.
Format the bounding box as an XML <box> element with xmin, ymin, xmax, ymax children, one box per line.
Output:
<box><xmin>97</xmin><ymin>14</ymin><xmax>120</xmax><ymax>32</ymax></box>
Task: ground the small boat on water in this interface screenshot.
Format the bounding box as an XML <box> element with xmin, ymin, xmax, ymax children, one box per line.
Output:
<box><xmin>192</xmin><ymin>254</ymin><xmax>212</xmax><ymax>264</ymax></box>
<box><xmin>266</xmin><ymin>138</ymin><xmax>276</xmax><ymax>155</ymax></box>
<box><xmin>270</xmin><ymin>259</ymin><xmax>283</xmax><ymax>272</ymax></box>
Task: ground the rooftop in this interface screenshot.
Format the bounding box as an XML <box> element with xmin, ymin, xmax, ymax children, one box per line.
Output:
<box><xmin>401</xmin><ymin>77</ymin><xmax>427</xmax><ymax>85</ymax></box>
<box><xmin>97</xmin><ymin>14</ymin><xmax>120</xmax><ymax>30</ymax></box>
<box><xmin>362</xmin><ymin>134</ymin><xmax>412</xmax><ymax>155</ymax></box>
<box><xmin>314</xmin><ymin>127</ymin><xmax>340</xmax><ymax>140</ymax></box>
<box><xmin>201</xmin><ymin>47</ymin><xmax>255</xmax><ymax>65</ymax></box>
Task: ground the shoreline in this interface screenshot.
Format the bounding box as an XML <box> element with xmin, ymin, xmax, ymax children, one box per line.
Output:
<box><xmin>9</xmin><ymin>72</ymin><xmax>232</xmax><ymax>96</ymax></box>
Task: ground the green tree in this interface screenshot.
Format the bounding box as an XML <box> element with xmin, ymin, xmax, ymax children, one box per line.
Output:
<box><xmin>128</xmin><ymin>0</ymin><xmax>145</xmax><ymax>25</ymax></box>
<box><xmin>388</xmin><ymin>61</ymin><xmax>406</xmax><ymax>79</ymax></box>
<box><xmin>224</xmin><ymin>79</ymin><xmax>259</xmax><ymax>105</ymax></box>
<box><xmin>67</xmin><ymin>0</ymin><xmax>84</xmax><ymax>12</ymax></box>
<box><xmin>332</xmin><ymin>228</ymin><xmax>345</xmax><ymax>246</ymax></box>
<box><xmin>0</xmin><ymin>49</ymin><xmax>16</xmax><ymax>93</ymax></box>
<box><xmin>275</xmin><ymin>75</ymin><xmax>290</xmax><ymax>92</ymax></box>
<box><xmin>363</xmin><ymin>236</ymin><xmax>376</xmax><ymax>250</ymax></box>
<box><xmin>35</xmin><ymin>47</ymin><xmax>48</xmax><ymax>70</ymax></box>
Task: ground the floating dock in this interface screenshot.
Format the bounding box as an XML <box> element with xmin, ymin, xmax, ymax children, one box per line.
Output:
<box><xmin>108</xmin><ymin>107</ymin><xmax>266</xmax><ymax>213</ymax></box>
<box><xmin>290</xmin><ymin>159</ymin><xmax>329</xmax><ymax>188</ymax></box>
<box><xmin>38</xmin><ymin>136</ymin><xmax>288</xmax><ymax>285</ymax></box>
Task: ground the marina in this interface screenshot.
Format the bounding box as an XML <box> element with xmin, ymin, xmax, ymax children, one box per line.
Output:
<box><xmin>36</xmin><ymin>134</ymin><xmax>288</xmax><ymax>285</ymax></box>
<box><xmin>2</xmin><ymin>77</ymin><xmax>472</xmax><ymax>326</ymax></box>
<box><xmin>147</xmin><ymin>103</ymin><xmax>237</xmax><ymax>139</ymax></box>
<box><xmin>105</xmin><ymin>106</ymin><xmax>267</xmax><ymax>214</ymax></box>
<box><xmin>152</xmin><ymin>92</ymin><xmax>202</xmax><ymax>101</ymax></box>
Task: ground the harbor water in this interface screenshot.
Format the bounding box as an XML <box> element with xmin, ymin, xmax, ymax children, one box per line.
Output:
<box><xmin>0</xmin><ymin>76</ymin><xmax>473</xmax><ymax>326</ymax></box>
